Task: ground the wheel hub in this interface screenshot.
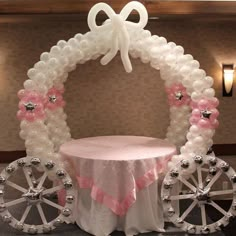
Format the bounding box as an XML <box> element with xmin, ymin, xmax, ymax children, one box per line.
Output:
<box><xmin>22</xmin><ymin>187</ymin><xmax>44</xmax><ymax>204</ymax></box>
<box><xmin>196</xmin><ymin>187</ymin><xmax>210</xmax><ymax>202</ymax></box>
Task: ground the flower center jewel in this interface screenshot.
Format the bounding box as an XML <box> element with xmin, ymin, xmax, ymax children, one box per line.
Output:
<box><xmin>24</xmin><ymin>101</ymin><xmax>36</xmax><ymax>112</ymax></box>
<box><xmin>175</xmin><ymin>91</ymin><xmax>184</xmax><ymax>100</ymax></box>
<box><xmin>201</xmin><ymin>109</ymin><xmax>212</xmax><ymax>119</ymax></box>
<box><xmin>49</xmin><ymin>95</ymin><xmax>57</xmax><ymax>103</ymax></box>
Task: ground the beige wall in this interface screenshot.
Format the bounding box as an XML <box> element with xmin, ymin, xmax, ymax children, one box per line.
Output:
<box><xmin>0</xmin><ymin>17</ymin><xmax>236</xmax><ymax>151</ymax></box>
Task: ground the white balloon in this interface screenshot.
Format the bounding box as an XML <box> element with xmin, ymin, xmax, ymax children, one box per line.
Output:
<box><xmin>188</xmin><ymin>60</ymin><xmax>200</xmax><ymax>69</ymax></box>
<box><xmin>27</xmin><ymin>68</ymin><xmax>37</xmax><ymax>79</ymax></box>
<box><xmin>173</xmin><ymin>46</ymin><xmax>184</xmax><ymax>56</ymax></box>
<box><xmin>190</xmin><ymin>69</ymin><xmax>206</xmax><ymax>80</ymax></box>
<box><xmin>74</xmin><ymin>33</ymin><xmax>83</xmax><ymax>42</ymax></box>
<box><xmin>203</xmin><ymin>88</ymin><xmax>215</xmax><ymax>98</ymax></box>
<box><xmin>191</xmin><ymin>91</ymin><xmax>202</xmax><ymax>101</ymax></box>
<box><xmin>193</xmin><ymin>136</ymin><xmax>204</xmax><ymax>146</ymax></box>
<box><xmin>57</xmin><ymin>40</ymin><xmax>67</xmax><ymax>49</ymax></box>
<box><xmin>24</xmin><ymin>80</ymin><xmax>36</xmax><ymax>90</ymax></box>
<box><xmin>193</xmin><ymin>80</ymin><xmax>206</xmax><ymax>92</ymax></box>
<box><xmin>40</xmin><ymin>52</ymin><xmax>50</xmax><ymax>62</ymax></box>
<box><xmin>50</xmin><ymin>46</ymin><xmax>61</xmax><ymax>56</ymax></box>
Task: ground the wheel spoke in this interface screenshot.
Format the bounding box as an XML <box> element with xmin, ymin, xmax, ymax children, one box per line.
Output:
<box><xmin>42</xmin><ymin>197</ymin><xmax>64</xmax><ymax>210</ymax></box>
<box><xmin>210</xmin><ymin>201</ymin><xmax>228</xmax><ymax>216</ymax></box>
<box><xmin>23</xmin><ymin>167</ymin><xmax>33</xmax><ymax>187</ymax></box>
<box><xmin>197</xmin><ymin>167</ymin><xmax>203</xmax><ymax>189</ymax></box>
<box><xmin>209</xmin><ymin>189</ymin><xmax>234</xmax><ymax>197</ymax></box>
<box><xmin>37</xmin><ymin>203</ymin><xmax>47</xmax><ymax>224</ymax></box>
<box><xmin>201</xmin><ymin>168</ymin><xmax>209</xmax><ymax>172</ymax></box>
<box><xmin>43</xmin><ymin>185</ymin><xmax>64</xmax><ymax>195</ymax></box>
<box><xmin>178</xmin><ymin>176</ymin><xmax>197</xmax><ymax>193</ymax></box>
<box><xmin>6</xmin><ymin>180</ymin><xmax>27</xmax><ymax>193</ymax></box>
<box><xmin>37</xmin><ymin>172</ymin><xmax>48</xmax><ymax>189</ymax></box>
<box><xmin>180</xmin><ymin>200</ymin><xmax>198</xmax><ymax>220</ymax></box>
<box><xmin>206</xmin><ymin>170</ymin><xmax>222</xmax><ymax>189</ymax></box>
<box><xmin>200</xmin><ymin>204</ymin><xmax>207</xmax><ymax>225</ymax></box>
<box><xmin>170</xmin><ymin>194</ymin><xmax>195</xmax><ymax>201</ymax></box>
<box><xmin>5</xmin><ymin>197</ymin><xmax>26</xmax><ymax>207</ymax></box>
<box><xmin>190</xmin><ymin>175</ymin><xmax>198</xmax><ymax>187</ymax></box>
<box><xmin>20</xmin><ymin>205</ymin><xmax>32</xmax><ymax>223</ymax></box>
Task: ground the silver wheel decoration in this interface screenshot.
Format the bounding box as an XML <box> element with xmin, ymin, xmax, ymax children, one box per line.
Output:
<box><xmin>162</xmin><ymin>155</ymin><xmax>236</xmax><ymax>234</ymax></box>
<box><xmin>0</xmin><ymin>157</ymin><xmax>75</xmax><ymax>234</ymax></box>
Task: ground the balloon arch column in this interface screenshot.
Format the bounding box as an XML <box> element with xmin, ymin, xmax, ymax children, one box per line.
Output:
<box><xmin>0</xmin><ymin>1</ymin><xmax>236</xmax><ymax>235</ymax></box>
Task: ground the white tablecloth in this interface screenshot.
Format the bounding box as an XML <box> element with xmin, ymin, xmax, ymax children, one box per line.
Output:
<box><xmin>59</xmin><ymin>136</ymin><xmax>177</xmax><ymax>236</ymax></box>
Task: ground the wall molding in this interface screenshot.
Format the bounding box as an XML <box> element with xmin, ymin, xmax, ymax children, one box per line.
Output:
<box><xmin>0</xmin><ymin>1</ymin><xmax>236</xmax><ymax>15</ymax></box>
<box><xmin>0</xmin><ymin>144</ymin><xmax>235</xmax><ymax>163</ymax></box>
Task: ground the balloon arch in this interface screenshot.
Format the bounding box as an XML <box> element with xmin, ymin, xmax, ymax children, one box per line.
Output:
<box><xmin>17</xmin><ymin>2</ymin><xmax>219</xmax><ymax>172</ymax></box>
<box><xmin>2</xmin><ymin>1</ymin><xmax>236</xmax><ymax>235</ymax></box>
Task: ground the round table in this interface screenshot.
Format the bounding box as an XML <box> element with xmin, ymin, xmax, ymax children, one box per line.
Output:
<box><xmin>59</xmin><ymin>136</ymin><xmax>176</xmax><ymax>236</ymax></box>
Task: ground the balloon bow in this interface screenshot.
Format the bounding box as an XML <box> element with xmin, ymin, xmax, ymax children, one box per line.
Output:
<box><xmin>87</xmin><ymin>1</ymin><xmax>148</xmax><ymax>73</ymax></box>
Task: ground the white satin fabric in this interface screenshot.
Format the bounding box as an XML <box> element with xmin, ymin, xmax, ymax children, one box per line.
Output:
<box><xmin>74</xmin><ymin>181</ymin><xmax>165</xmax><ymax>236</ymax></box>
<box><xmin>59</xmin><ymin>136</ymin><xmax>177</xmax><ymax>236</ymax></box>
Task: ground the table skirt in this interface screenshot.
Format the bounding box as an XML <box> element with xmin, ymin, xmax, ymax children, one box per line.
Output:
<box><xmin>74</xmin><ymin>181</ymin><xmax>165</xmax><ymax>236</ymax></box>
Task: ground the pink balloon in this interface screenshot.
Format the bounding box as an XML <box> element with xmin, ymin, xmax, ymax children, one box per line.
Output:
<box><xmin>25</xmin><ymin>113</ymin><xmax>35</xmax><ymax>122</ymax></box>
<box><xmin>17</xmin><ymin>89</ymin><xmax>26</xmax><ymax>99</ymax></box>
<box><xmin>198</xmin><ymin>119</ymin><xmax>211</xmax><ymax>129</ymax></box>
<box><xmin>210</xmin><ymin>97</ymin><xmax>219</xmax><ymax>107</ymax></box>
<box><xmin>16</xmin><ymin>111</ymin><xmax>23</xmax><ymax>120</ymax></box>
<box><xmin>35</xmin><ymin>103</ymin><xmax>43</xmax><ymax>111</ymax></box>
<box><xmin>190</xmin><ymin>101</ymin><xmax>198</xmax><ymax>109</ymax></box>
<box><xmin>189</xmin><ymin>116</ymin><xmax>198</xmax><ymax>125</ymax></box>
<box><xmin>198</xmin><ymin>99</ymin><xmax>209</xmax><ymax>110</ymax></box>
<box><xmin>212</xmin><ymin>120</ymin><xmax>219</xmax><ymax>128</ymax></box>
<box><xmin>210</xmin><ymin>109</ymin><xmax>219</xmax><ymax>120</ymax></box>
<box><xmin>192</xmin><ymin>109</ymin><xmax>200</xmax><ymax>117</ymax></box>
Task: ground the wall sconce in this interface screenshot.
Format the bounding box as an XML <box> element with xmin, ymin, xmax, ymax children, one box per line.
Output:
<box><xmin>222</xmin><ymin>64</ymin><xmax>234</xmax><ymax>97</ymax></box>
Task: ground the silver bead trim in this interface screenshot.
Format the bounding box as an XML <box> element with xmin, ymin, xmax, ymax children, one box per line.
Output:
<box><xmin>167</xmin><ymin>207</ymin><xmax>175</xmax><ymax>217</ymax></box>
<box><xmin>66</xmin><ymin>195</ymin><xmax>74</xmax><ymax>203</ymax></box>
<box><xmin>187</xmin><ymin>225</ymin><xmax>196</xmax><ymax>234</ymax></box>
<box><xmin>0</xmin><ymin>203</ymin><xmax>6</xmax><ymax>212</ymax></box>
<box><xmin>45</xmin><ymin>160</ymin><xmax>55</xmax><ymax>170</ymax></box>
<box><xmin>209</xmin><ymin>167</ymin><xmax>217</xmax><ymax>176</ymax></box>
<box><xmin>53</xmin><ymin>218</ymin><xmax>63</xmax><ymax>227</ymax></box>
<box><xmin>64</xmin><ymin>181</ymin><xmax>73</xmax><ymax>189</ymax></box>
<box><xmin>220</xmin><ymin>162</ymin><xmax>230</xmax><ymax>172</ymax></box>
<box><xmin>201</xmin><ymin>226</ymin><xmax>210</xmax><ymax>234</ymax></box>
<box><xmin>17</xmin><ymin>159</ymin><xmax>26</xmax><ymax>167</ymax></box>
<box><xmin>0</xmin><ymin>176</ymin><xmax>6</xmax><ymax>184</ymax></box>
<box><xmin>56</xmin><ymin>170</ymin><xmax>66</xmax><ymax>179</ymax></box>
<box><xmin>28</xmin><ymin>226</ymin><xmax>37</xmax><ymax>234</ymax></box>
<box><xmin>194</xmin><ymin>155</ymin><xmax>203</xmax><ymax>164</ymax></box>
<box><xmin>43</xmin><ymin>224</ymin><xmax>52</xmax><ymax>233</ymax></box>
<box><xmin>209</xmin><ymin>157</ymin><xmax>217</xmax><ymax>166</ymax></box>
<box><xmin>5</xmin><ymin>166</ymin><xmax>15</xmax><ymax>174</ymax></box>
<box><xmin>180</xmin><ymin>159</ymin><xmax>189</xmax><ymax>169</ymax></box>
<box><xmin>170</xmin><ymin>169</ymin><xmax>179</xmax><ymax>178</ymax></box>
<box><xmin>62</xmin><ymin>208</ymin><xmax>71</xmax><ymax>217</ymax></box>
<box><xmin>31</xmin><ymin>157</ymin><xmax>41</xmax><ymax>165</ymax></box>
<box><xmin>15</xmin><ymin>222</ymin><xmax>24</xmax><ymax>231</ymax></box>
<box><xmin>2</xmin><ymin>215</ymin><xmax>12</xmax><ymax>223</ymax></box>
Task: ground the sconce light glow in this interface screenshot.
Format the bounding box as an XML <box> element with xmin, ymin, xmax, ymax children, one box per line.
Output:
<box><xmin>223</xmin><ymin>64</ymin><xmax>234</xmax><ymax>96</ymax></box>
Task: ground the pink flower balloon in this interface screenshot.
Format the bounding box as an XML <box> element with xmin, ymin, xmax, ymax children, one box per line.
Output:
<box><xmin>166</xmin><ymin>83</ymin><xmax>190</xmax><ymax>107</ymax></box>
<box><xmin>45</xmin><ymin>87</ymin><xmax>66</xmax><ymax>110</ymax></box>
<box><xmin>17</xmin><ymin>90</ymin><xmax>46</xmax><ymax>122</ymax></box>
<box><xmin>189</xmin><ymin>97</ymin><xmax>219</xmax><ymax>129</ymax></box>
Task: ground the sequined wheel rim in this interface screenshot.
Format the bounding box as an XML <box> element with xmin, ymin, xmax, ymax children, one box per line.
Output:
<box><xmin>0</xmin><ymin>157</ymin><xmax>75</xmax><ymax>234</ymax></box>
<box><xmin>161</xmin><ymin>155</ymin><xmax>236</xmax><ymax>234</ymax></box>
